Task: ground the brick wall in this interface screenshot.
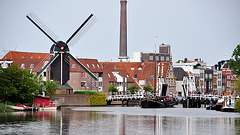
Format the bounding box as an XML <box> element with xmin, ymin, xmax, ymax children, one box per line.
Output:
<box><xmin>54</xmin><ymin>94</ymin><xmax>90</xmax><ymax>106</ymax></box>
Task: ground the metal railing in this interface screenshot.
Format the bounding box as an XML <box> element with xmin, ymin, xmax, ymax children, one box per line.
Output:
<box><xmin>107</xmin><ymin>94</ymin><xmax>144</xmax><ymax>101</ymax></box>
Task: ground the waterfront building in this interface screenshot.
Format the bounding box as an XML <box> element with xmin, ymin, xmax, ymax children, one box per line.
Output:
<box><xmin>173</xmin><ymin>58</ymin><xmax>214</xmax><ymax>94</ymax></box>
<box><xmin>173</xmin><ymin>67</ymin><xmax>188</xmax><ymax>97</ymax></box>
<box><xmin>213</xmin><ymin>60</ymin><xmax>237</xmax><ymax>96</ymax></box>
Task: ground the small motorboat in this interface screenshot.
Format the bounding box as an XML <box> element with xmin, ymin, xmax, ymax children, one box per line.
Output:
<box><xmin>206</xmin><ymin>103</ymin><xmax>216</xmax><ymax>110</ymax></box>
<box><xmin>222</xmin><ymin>105</ymin><xmax>235</xmax><ymax>112</ymax></box>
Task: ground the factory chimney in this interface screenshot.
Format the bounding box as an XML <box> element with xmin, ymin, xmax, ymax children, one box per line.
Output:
<box><xmin>118</xmin><ymin>0</ymin><xmax>128</xmax><ymax>62</ymax></box>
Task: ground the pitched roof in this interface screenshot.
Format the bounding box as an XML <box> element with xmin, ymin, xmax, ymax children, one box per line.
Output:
<box><xmin>99</xmin><ymin>62</ymin><xmax>170</xmax><ymax>87</ymax></box>
<box><xmin>69</xmin><ymin>58</ymin><xmax>103</xmax><ymax>73</ymax></box>
<box><xmin>12</xmin><ymin>58</ymin><xmax>49</xmax><ymax>72</ymax></box>
<box><xmin>1</xmin><ymin>51</ymin><xmax>49</xmax><ymax>60</ymax></box>
<box><xmin>173</xmin><ymin>67</ymin><xmax>188</xmax><ymax>81</ymax></box>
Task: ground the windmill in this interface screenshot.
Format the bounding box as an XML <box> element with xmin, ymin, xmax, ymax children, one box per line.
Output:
<box><xmin>26</xmin><ymin>12</ymin><xmax>97</xmax><ymax>85</ymax></box>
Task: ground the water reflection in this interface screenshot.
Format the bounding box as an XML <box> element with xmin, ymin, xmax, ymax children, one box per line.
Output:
<box><xmin>0</xmin><ymin>107</ymin><xmax>240</xmax><ymax>135</ymax></box>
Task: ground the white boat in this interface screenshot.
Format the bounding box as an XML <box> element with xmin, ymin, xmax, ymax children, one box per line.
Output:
<box><xmin>8</xmin><ymin>105</ymin><xmax>26</xmax><ymax>111</ymax></box>
<box><xmin>38</xmin><ymin>106</ymin><xmax>57</xmax><ymax>111</ymax></box>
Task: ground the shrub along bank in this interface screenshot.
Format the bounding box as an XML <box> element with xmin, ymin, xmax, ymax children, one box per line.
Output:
<box><xmin>74</xmin><ymin>91</ymin><xmax>107</xmax><ymax>106</ymax></box>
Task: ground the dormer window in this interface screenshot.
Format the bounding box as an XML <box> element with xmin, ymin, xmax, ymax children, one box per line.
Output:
<box><xmin>30</xmin><ymin>63</ymin><xmax>34</xmax><ymax>68</ymax></box>
<box><xmin>86</xmin><ymin>64</ymin><xmax>90</xmax><ymax>68</ymax></box>
<box><xmin>107</xmin><ymin>73</ymin><xmax>111</xmax><ymax>78</ymax></box>
<box><xmin>21</xmin><ymin>63</ymin><xmax>25</xmax><ymax>68</ymax></box>
<box><xmin>72</xmin><ymin>63</ymin><xmax>76</xmax><ymax>68</ymax></box>
<box><xmin>138</xmin><ymin>67</ymin><xmax>142</xmax><ymax>70</ymax></box>
<box><xmin>97</xmin><ymin>64</ymin><xmax>100</xmax><ymax>68</ymax></box>
<box><xmin>92</xmin><ymin>64</ymin><xmax>95</xmax><ymax>68</ymax></box>
<box><xmin>131</xmin><ymin>67</ymin><xmax>134</xmax><ymax>70</ymax></box>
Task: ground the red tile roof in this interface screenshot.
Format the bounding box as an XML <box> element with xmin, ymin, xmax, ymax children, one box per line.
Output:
<box><xmin>99</xmin><ymin>62</ymin><xmax>170</xmax><ymax>88</ymax></box>
<box><xmin>1</xmin><ymin>51</ymin><xmax>49</xmax><ymax>61</ymax></box>
<box><xmin>69</xmin><ymin>58</ymin><xmax>103</xmax><ymax>73</ymax></box>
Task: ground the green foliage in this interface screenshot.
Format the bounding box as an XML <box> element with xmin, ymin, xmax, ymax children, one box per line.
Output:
<box><xmin>74</xmin><ymin>91</ymin><xmax>100</xmax><ymax>94</ymax></box>
<box><xmin>143</xmin><ymin>85</ymin><xmax>154</xmax><ymax>93</ymax></box>
<box><xmin>233</xmin><ymin>76</ymin><xmax>240</xmax><ymax>93</ymax></box>
<box><xmin>176</xmin><ymin>60</ymin><xmax>184</xmax><ymax>63</ymax></box>
<box><xmin>41</xmin><ymin>80</ymin><xmax>60</xmax><ymax>96</ymax></box>
<box><xmin>229</xmin><ymin>44</ymin><xmax>240</xmax><ymax>76</ymax></box>
<box><xmin>0</xmin><ymin>65</ymin><xmax>39</xmax><ymax>103</ymax></box>
<box><xmin>127</xmin><ymin>85</ymin><xmax>139</xmax><ymax>94</ymax></box>
<box><xmin>108</xmin><ymin>85</ymin><xmax>118</xmax><ymax>95</ymax></box>
<box><xmin>0</xmin><ymin>103</ymin><xmax>12</xmax><ymax>111</ymax></box>
<box><xmin>89</xmin><ymin>94</ymin><xmax>107</xmax><ymax>106</ymax></box>
<box><xmin>235</xmin><ymin>99</ymin><xmax>240</xmax><ymax>112</ymax></box>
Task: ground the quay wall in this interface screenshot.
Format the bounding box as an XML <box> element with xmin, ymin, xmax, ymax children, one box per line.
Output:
<box><xmin>54</xmin><ymin>94</ymin><xmax>90</xmax><ymax>106</ymax></box>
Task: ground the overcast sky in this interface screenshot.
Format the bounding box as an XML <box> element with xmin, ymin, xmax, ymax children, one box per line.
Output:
<box><xmin>1</xmin><ymin>0</ymin><xmax>240</xmax><ymax>65</ymax></box>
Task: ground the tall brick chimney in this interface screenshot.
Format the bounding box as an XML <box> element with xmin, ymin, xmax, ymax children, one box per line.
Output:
<box><xmin>118</xmin><ymin>0</ymin><xmax>128</xmax><ymax>62</ymax></box>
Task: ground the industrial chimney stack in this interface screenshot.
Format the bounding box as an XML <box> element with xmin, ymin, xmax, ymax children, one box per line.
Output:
<box><xmin>118</xmin><ymin>0</ymin><xmax>128</xmax><ymax>62</ymax></box>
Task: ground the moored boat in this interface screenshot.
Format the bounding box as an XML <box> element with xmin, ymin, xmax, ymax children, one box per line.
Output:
<box><xmin>222</xmin><ymin>105</ymin><xmax>235</xmax><ymax>112</ymax></box>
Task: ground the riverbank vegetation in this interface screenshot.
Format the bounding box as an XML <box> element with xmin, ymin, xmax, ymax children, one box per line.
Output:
<box><xmin>0</xmin><ymin>65</ymin><xmax>60</xmax><ymax>107</ymax></box>
<box><xmin>74</xmin><ymin>91</ymin><xmax>100</xmax><ymax>94</ymax></box>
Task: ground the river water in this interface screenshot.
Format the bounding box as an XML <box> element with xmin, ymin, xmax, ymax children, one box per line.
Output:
<box><xmin>0</xmin><ymin>105</ymin><xmax>240</xmax><ymax>135</ymax></box>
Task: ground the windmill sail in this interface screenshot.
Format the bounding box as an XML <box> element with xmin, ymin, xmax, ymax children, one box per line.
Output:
<box><xmin>26</xmin><ymin>12</ymin><xmax>59</xmax><ymax>44</ymax></box>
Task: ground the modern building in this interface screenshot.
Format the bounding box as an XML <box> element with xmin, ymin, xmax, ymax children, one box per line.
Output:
<box><xmin>130</xmin><ymin>43</ymin><xmax>172</xmax><ymax>63</ymax></box>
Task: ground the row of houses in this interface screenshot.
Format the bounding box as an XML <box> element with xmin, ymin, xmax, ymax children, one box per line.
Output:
<box><xmin>173</xmin><ymin>58</ymin><xmax>238</xmax><ymax>96</ymax></box>
<box><xmin>0</xmin><ymin>51</ymin><xmax>174</xmax><ymax>95</ymax></box>
<box><xmin>1</xmin><ymin>50</ymin><xmax>238</xmax><ymax>97</ymax></box>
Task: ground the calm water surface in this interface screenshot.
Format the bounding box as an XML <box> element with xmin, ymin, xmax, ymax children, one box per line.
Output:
<box><xmin>0</xmin><ymin>105</ymin><xmax>240</xmax><ymax>135</ymax></box>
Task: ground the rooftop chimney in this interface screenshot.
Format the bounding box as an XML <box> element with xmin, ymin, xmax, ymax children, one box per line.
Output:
<box><xmin>118</xmin><ymin>0</ymin><xmax>128</xmax><ymax>62</ymax></box>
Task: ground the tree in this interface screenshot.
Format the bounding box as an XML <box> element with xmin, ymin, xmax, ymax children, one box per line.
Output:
<box><xmin>229</xmin><ymin>44</ymin><xmax>240</xmax><ymax>76</ymax></box>
<box><xmin>0</xmin><ymin>65</ymin><xmax>39</xmax><ymax>103</ymax></box>
<box><xmin>233</xmin><ymin>76</ymin><xmax>240</xmax><ymax>112</ymax></box>
<box><xmin>42</xmin><ymin>80</ymin><xmax>61</xmax><ymax>96</ymax></box>
<box><xmin>108</xmin><ymin>85</ymin><xmax>118</xmax><ymax>95</ymax></box>
<box><xmin>127</xmin><ymin>85</ymin><xmax>139</xmax><ymax>94</ymax></box>
<box><xmin>176</xmin><ymin>60</ymin><xmax>184</xmax><ymax>63</ymax></box>
<box><xmin>143</xmin><ymin>85</ymin><xmax>154</xmax><ymax>94</ymax></box>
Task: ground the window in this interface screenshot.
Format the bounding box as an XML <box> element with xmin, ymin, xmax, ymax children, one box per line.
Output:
<box><xmin>227</xmin><ymin>75</ymin><xmax>230</xmax><ymax>80</ymax></box>
<box><xmin>134</xmin><ymin>74</ymin><xmax>137</xmax><ymax>78</ymax></box>
<box><xmin>150</xmin><ymin>74</ymin><xmax>154</xmax><ymax>78</ymax></box>
<box><xmin>92</xmin><ymin>64</ymin><xmax>95</xmax><ymax>68</ymax></box>
<box><xmin>86</xmin><ymin>64</ymin><xmax>90</xmax><ymax>68</ymax></box>
<box><xmin>160</xmin><ymin>56</ymin><xmax>164</xmax><ymax>61</ymax></box>
<box><xmin>138</xmin><ymin>67</ymin><xmax>142</xmax><ymax>70</ymax></box>
<box><xmin>21</xmin><ymin>63</ymin><xmax>25</xmax><ymax>68</ymax></box>
<box><xmin>218</xmin><ymin>73</ymin><xmax>221</xmax><ymax>79</ymax></box>
<box><xmin>205</xmin><ymin>74</ymin><xmax>208</xmax><ymax>79</ymax></box>
<box><xmin>8</xmin><ymin>63</ymin><xmax>12</xmax><ymax>67</ymax></box>
<box><xmin>227</xmin><ymin>81</ymin><xmax>231</xmax><ymax>87</ymax></box>
<box><xmin>107</xmin><ymin>73</ymin><xmax>111</xmax><ymax>78</ymax></box>
<box><xmin>30</xmin><ymin>63</ymin><xmax>34</xmax><ymax>68</ymax></box>
<box><xmin>209</xmin><ymin>74</ymin><xmax>212</xmax><ymax>79</ymax></box>
<box><xmin>81</xmin><ymin>72</ymin><xmax>86</xmax><ymax>78</ymax></box>
<box><xmin>218</xmin><ymin>81</ymin><xmax>221</xmax><ymax>86</ymax></box>
<box><xmin>99</xmin><ymin>82</ymin><xmax>102</xmax><ymax>87</ymax></box>
<box><xmin>166</xmin><ymin>56</ymin><xmax>170</xmax><ymax>61</ymax></box>
<box><xmin>155</xmin><ymin>56</ymin><xmax>159</xmax><ymax>61</ymax></box>
<box><xmin>97</xmin><ymin>64</ymin><xmax>100</xmax><ymax>69</ymax></box>
<box><xmin>149</xmin><ymin>56</ymin><xmax>153</xmax><ymax>61</ymax></box>
<box><xmin>72</xmin><ymin>63</ymin><xmax>76</xmax><ymax>68</ymax></box>
<box><xmin>81</xmin><ymin>81</ymin><xmax>86</xmax><ymax>88</ymax></box>
<box><xmin>126</xmin><ymin>74</ymin><xmax>129</xmax><ymax>78</ymax></box>
<box><xmin>131</xmin><ymin>67</ymin><xmax>134</xmax><ymax>70</ymax></box>
<box><xmin>43</xmin><ymin>72</ymin><xmax>46</xmax><ymax>77</ymax></box>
